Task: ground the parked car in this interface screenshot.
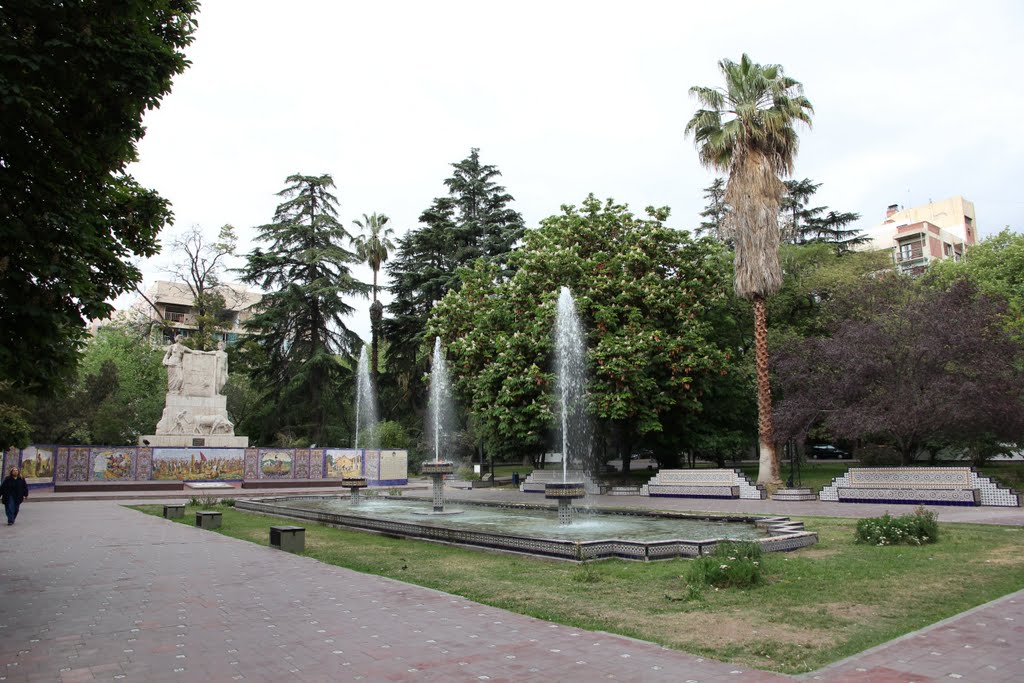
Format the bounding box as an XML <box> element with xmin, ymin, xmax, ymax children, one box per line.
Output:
<box><xmin>808</xmin><ymin>444</ymin><xmax>851</xmax><ymax>459</ymax></box>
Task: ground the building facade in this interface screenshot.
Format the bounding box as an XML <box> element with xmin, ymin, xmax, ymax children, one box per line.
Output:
<box><xmin>858</xmin><ymin>196</ymin><xmax>978</xmax><ymax>275</ymax></box>
<box><xmin>133</xmin><ymin>281</ymin><xmax>262</xmax><ymax>345</ymax></box>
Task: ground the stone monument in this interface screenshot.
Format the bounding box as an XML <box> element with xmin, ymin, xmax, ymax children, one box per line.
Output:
<box><xmin>139</xmin><ymin>337</ymin><xmax>248</xmax><ymax>448</ymax></box>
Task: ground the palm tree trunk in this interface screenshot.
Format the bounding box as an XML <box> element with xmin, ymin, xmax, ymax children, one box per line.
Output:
<box><xmin>370</xmin><ymin>269</ymin><xmax>380</xmax><ymax>383</ymax></box>
<box><xmin>753</xmin><ymin>294</ymin><xmax>781</xmax><ymax>484</ymax></box>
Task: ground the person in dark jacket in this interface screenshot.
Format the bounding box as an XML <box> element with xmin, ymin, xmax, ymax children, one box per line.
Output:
<box><xmin>1</xmin><ymin>467</ymin><xmax>29</xmax><ymax>525</ymax></box>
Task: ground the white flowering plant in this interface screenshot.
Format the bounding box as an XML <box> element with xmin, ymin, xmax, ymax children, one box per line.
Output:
<box><xmin>855</xmin><ymin>506</ymin><xmax>939</xmax><ymax>546</ymax></box>
<box><xmin>688</xmin><ymin>541</ymin><xmax>764</xmax><ymax>589</ymax></box>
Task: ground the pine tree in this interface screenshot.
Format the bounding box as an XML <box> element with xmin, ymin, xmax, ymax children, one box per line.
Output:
<box><xmin>697</xmin><ymin>177</ymin><xmax>731</xmax><ymax>242</ymax></box>
<box><xmin>779</xmin><ymin>178</ymin><xmax>825</xmax><ymax>244</ymax></box>
<box><xmin>240</xmin><ymin>174</ymin><xmax>366</xmax><ymax>445</ymax></box>
<box><xmin>806</xmin><ymin>210</ymin><xmax>867</xmax><ymax>255</ymax></box>
<box><xmin>383</xmin><ymin>149</ymin><xmax>525</xmax><ymax>413</ymax></box>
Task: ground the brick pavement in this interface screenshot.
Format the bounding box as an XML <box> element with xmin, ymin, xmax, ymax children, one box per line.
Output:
<box><xmin>0</xmin><ymin>500</ymin><xmax>1021</xmax><ymax>682</ymax></box>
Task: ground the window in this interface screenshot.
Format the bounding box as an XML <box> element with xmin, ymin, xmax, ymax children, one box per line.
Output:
<box><xmin>899</xmin><ymin>243</ymin><xmax>915</xmax><ymax>261</ymax></box>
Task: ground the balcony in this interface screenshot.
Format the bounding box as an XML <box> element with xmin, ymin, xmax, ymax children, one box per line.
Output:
<box><xmin>164</xmin><ymin>311</ymin><xmax>188</xmax><ymax>323</ymax></box>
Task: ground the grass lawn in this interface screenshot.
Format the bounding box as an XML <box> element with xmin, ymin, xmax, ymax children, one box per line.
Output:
<box><xmin>135</xmin><ymin>503</ymin><xmax>1024</xmax><ymax>674</ymax></box>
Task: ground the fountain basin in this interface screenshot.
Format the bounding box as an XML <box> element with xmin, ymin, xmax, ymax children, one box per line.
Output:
<box><xmin>544</xmin><ymin>482</ymin><xmax>586</xmax><ymax>499</ymax></box>
<box><xmin>421</xmin><ymin>461</ymin><xmax>455</xmax><ymax>475</ymax></box>
<box><xmin>234</xmin><ymin>496</ymin><xmax>817</xmax><ymax>562</ymax></box>
<box><xmin>342</xmin><ymin>477</ymin><xmax>367</xmax><ymax>489</ymax></box>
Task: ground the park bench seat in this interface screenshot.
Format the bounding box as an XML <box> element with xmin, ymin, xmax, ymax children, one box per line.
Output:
<box><xmin>162</xmin><ymin>503</ymin><xmax>185</xmax><ymax>518</ymax></box>
<box><xmin>195</xmin><ymin>510</ymin><xmax>222</xmax><ymax>529</ymax></box>
<box><xmin>641</xmin><ymin>469</ymin><xmax>765</xmax><ymax>500</ymax></box>
<box><xmin>820</xmin><ymin>467</ymin><xmax>1020</xmax><ymax>507</ymax></box>
<box><xmin>520</xmin><ymin>469</ymin><xmax>603</xmax><ymax>495</ymax></box>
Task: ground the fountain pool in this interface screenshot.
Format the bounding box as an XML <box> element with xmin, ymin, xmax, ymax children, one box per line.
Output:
<box><xmin>235</xmin><ymin>495</ymin><xmax>817</xmax><ymax>561</ymax></box>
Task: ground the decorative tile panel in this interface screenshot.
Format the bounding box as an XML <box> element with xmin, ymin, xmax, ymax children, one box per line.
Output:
<box><xmin>68</xmin><ymin>447</ymin><xmax>90</xmax><ymax>482</ymax></box>
<box><xmin>243</xmin><ymin>448</ymin><xmax>259</xmax><ymax>480</ymax></box>
<box><xmin>135</xmin><ymin>447</ymin><xmax>154</xmax><ymax>481</ymax></box>
<box><xmin>292</xmin><ymin>449</ymin><xmax>311</xmax><ymax>479</ymax></box>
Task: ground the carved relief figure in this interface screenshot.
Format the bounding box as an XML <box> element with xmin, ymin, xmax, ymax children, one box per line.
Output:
<box><xmin>162</xmin><ymin>335</ymin><xmax>187</xmax><ymax>394</ymax></box>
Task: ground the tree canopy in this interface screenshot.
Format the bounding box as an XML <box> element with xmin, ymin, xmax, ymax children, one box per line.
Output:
<box><xmin>0</xmin><ymin>0</ymin><xmax>199</xmax><ymax>392</ymax></box>
<box><xmin>927</xmin><ymin>228</ymin><xmax>1024</xmax><ymax>341</ymax></box>
<box><xmin>384</xmin><ymin>148</ymin><xmax>525</xmax><ymax>414</ymax></box>
<box><xmin>774</xmin><ymin>277</ymin><xmax>1024</xmax><ymax>464</ymax></box>
<box><xmin>430</xmin><ymin>195</ymin><xmax>742</xmax><ymax>467</ymax></box>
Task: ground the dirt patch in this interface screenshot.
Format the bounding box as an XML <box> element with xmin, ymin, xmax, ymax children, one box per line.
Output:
<box><xmin>983</xmin><ymin>545</ymin><xmax>1024</xmax><ymax>566</ymax></box>
<box><xmin>820</xmin><ymin>602</ymin><xmax>879</xmax><ymax>621</ymax></box>
<box><xmin>631</xmin><ymin>610</ymin><xmax>830</xmax><ymax>649</ymax></box>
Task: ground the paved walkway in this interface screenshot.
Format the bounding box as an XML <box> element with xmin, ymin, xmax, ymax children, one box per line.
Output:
<box><xmin>0</xmin><ymin>499</ymin><xmax>1021</xmax><ymax>682</ymax></box>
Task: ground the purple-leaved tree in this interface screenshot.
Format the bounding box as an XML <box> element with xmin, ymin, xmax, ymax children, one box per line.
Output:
<box><xmin>774</xmin><ymin>277</ymin><xmax>1024</xmax><ymax>465</ymax></box>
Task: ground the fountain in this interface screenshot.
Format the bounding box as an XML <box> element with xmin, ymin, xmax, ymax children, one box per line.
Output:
<box><xmin>347</xmin><ymin>346</ymin><xmax>377</xmax><ymax>503</ymax></box>
<box><xmin>420</xmin><ymin>337</ymin><xmax>457</xmax><ymax>513</ymax></box>
<box><xmin>236</xmin><ymin>495</ymin><xmax>818</xmax><ymax>561</ymax></box>
<box><xmin>546</xmin><ymin>287</ymin><xmax>589</xmax><ymax>524</ymax></box>
<box><xmin>236</xmin><ymin>295</ymin><xmax>819</xmax><ymax>558</ymax></box>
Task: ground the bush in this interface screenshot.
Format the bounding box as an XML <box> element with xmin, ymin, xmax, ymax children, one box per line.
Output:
<box><xmin>855</xmin><ymin>506</ymin><xmax>938</xmax><ymax>546</ymax></box>
<box><xmin>688</xmin><ymin>541</ymin><xmax>764</xmax><ymax>589</ymax></box>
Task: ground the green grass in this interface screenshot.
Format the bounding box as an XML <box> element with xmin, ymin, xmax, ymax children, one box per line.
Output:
<box><xmin>738</xmin><ymin>461</ymin><xmax>850</xmax><ymax>492</ymax></box>
<box><xmin>135</xmin><ymin>503</ymin><xmax>1024</xmax><ymax>674</ymax></box>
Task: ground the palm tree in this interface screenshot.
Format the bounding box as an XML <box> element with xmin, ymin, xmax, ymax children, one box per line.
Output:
<box><xmin>351</xmin><ymin>212</ymin><xmax>396</xmax><ymax>380</ymax></box>
<box><xmin>685</xmin><ymin>54</ymin><xmax>813</xmax><ymax>485</ymax></box>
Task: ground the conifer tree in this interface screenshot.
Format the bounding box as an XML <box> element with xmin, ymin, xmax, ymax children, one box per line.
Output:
<box><xmin>240</xmin><ymin>174</ymin><xmax>366</xmax><ymax>445</ymax></box>
<box><xmin>383</xmin><ymin>149</ymin><xmax>525</xmax><ymax>413</ymax></box>
<box><xmin>697</xmin><ymin>177</ymin><xmax>731</xmax><ymax>242</ymax></box>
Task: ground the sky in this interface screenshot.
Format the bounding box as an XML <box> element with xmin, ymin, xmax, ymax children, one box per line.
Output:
<box><xmin>125</xmin><ymin>0</ymin><xmax>1024</xmax><ymax>342</ymax></box>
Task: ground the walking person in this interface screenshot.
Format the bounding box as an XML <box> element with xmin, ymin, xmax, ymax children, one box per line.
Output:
<box><xmin>1</xmin><ymin>467</ymin><xmax>29</xmax><ymax>525</ymax></box>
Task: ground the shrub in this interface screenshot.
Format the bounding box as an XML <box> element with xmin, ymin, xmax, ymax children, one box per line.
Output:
<box><xmin>688</xmin><ymin>541</ymin><xmax>764</xmax><ymax>589</ymax></box>
<box><xmin>856</xmin><ymin>444</ymin><xmax>902</xmax><ymax>467</ymax></box>
<box><xmin>855</xmin><ymin>506</ymin><xmax>938</xmax><ymax>546</ymax></box>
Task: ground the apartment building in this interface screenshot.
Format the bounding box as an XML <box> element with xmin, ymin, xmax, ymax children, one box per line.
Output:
<box><xmin>858</xmin><ymin>196</ymin><xmax>978</xmax><ymax>275</ymax></box>
<box><xmin>133</xmin><ymin>280</ymin><xmax>262</xmax><ymax>345</ymax></box>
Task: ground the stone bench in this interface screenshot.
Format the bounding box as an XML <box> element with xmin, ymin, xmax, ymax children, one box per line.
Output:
<box><xmin>269</xmin><ymin>525</ymin><xmax>305</xmax><ymax>553</ymax></box>
<box><xmin>821</xmin><ymin>467</ymin><xmax>985</xmax><ymax>506</ymax></box>
<box><xmin>608</xmin><ymin>486</ymin><xmax>642</xmax><ymax>496</ymax></box>
<box><xmin>519</xmin><ymin>469</ymin><xmax>602</xmax><ymax>495</ymax></box>
<box><xmin>641</xmin><ymin>469</ymin><xmax>765</xmax><ymax>500</ymax></box>
<box><xmin>162</xmin><ymin>503</ymin><xmax>185</xmax><ymax>519</ymax></box>
<box><xmin>195</xmin><ymin>510</ymin><xmax>222</xmax><ymax>529</ymax></box>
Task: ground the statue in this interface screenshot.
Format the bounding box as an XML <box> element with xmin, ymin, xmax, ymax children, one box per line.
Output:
<box><xmin>162</xmin><ymin>335</ymin><xmax>188</xmax><ymax>394</ymax></box>
<box><xmin>146</xmin><ymin>334</ymin><xmax>247</xmax><ymax>447</ymax></box>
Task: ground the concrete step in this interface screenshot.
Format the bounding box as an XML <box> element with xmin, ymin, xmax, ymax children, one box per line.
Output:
<box><xmin>771</xmin><ymin>488</ymin><xmax>818</xmax><ymax>501</ymax></box>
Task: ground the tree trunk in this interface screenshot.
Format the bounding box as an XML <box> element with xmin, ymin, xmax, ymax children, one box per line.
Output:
<box><xmin>370</xmin><ymin>270</ymin><xmax>381</xmax><ymax>382</ymax></box>
<box><xmin>753</xmin><ymin>295</ymin><xmax>781</xmax><ymax>484</ymax></box>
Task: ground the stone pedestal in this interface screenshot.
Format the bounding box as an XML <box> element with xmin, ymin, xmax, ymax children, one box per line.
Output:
<box><xmin>140</xmin><ymin>393</ymin><xmax>248</xmax><ymax>448</ymax></box>
<box><xmin>545</xmin><ymin>482</ymin><xmax>585</xmax><ymax>525</ymax></box>
<box><xmin>343</xmin><ymin>477</ymin><xmax>367</xmax><ymax>504</ymax></box>
<box><xmin>421</xmin><ymin>461</ymin><xmax>455</xmax><ymax>512</ymax></box>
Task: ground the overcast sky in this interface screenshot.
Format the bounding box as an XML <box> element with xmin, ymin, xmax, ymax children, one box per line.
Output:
<box><xmin>125</xmin><ymin>0</ymin><xmax>1024</xmax><ymax>342</ymax></box>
